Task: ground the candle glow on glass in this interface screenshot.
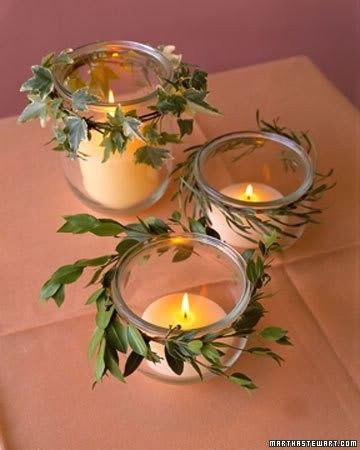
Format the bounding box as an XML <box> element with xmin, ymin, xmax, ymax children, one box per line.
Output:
<box><xmin>208</xmin><ymin>182</ymin><xmax>284</xmax><ymax>249</ymax></box>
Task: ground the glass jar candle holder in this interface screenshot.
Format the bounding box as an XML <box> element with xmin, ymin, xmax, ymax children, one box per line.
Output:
<box><xmin>111</xmin><ymin>234</ymin><xmax>251</xmax><ymax>384</ymax></box>
<box><xmin>53</xmin><ymin>40</ymin><xmax>175</xmax><ymax>214</ymax></box>
<box><xmin>193</xmin><ymin>131</ymin><xmax>315</xmax><ymax>249</ymax></box>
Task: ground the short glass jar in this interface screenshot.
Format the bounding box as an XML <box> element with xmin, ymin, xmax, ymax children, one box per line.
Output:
<box><xmin>53</xmin><ymin>41</ymin><xmax>175</xmax><ymax>214</ymax></box>
<box><xmin>111</xmin><ymin>234</ymin><xmax>251</xmax><ymax>384</ymax></box>
<box><xmin>194</xmin><ymin>131</ymin><xmax>315</xmax><ymax>249</ymax></box>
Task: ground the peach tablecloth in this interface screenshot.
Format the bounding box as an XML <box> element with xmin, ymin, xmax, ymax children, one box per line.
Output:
<box><xmin>0</xmin><ymin>56</ymin><xmax>359</xmax><ymax>450</ymax></box>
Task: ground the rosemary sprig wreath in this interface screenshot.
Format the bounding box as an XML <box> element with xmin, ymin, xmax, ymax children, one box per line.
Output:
<box><xmin>18</xmin><ymin>45</ymin><xmax>219</xmax><ymax>169</ymax></box>
<box><xmin>40</xmin><ymin>212</ymin><xmax>291</xmax><ymax>390</ymax></box>
<box><xmin>173</xmin><ymin>111</ymin><xmax>335</xmax><ymax>244</ymax></box>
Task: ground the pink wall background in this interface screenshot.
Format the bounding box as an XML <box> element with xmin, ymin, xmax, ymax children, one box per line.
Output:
<box><xmin>0</xmin><ymin>0</ymin><xmax>358</xmax><ymax>118</ymax></box>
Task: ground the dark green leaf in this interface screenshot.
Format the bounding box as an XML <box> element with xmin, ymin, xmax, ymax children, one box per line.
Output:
<box><xmin>124</xmin><ymin>351</ymin><xmax>144</xmax><ymax>377</ymax></box>
<box><xmin>106</xmin><ymin>321</ymin><xmax>128</xmax><ymax>353</ymax></box>
<box><xmin>85</xmin><ymin>287</ymin><xmax>106</xmax><ymax>305</ymax></box>
<box><xmin>127</xmin><ymin>325</ymin><xmax>148</xmax><ymax>356</ymax></box>
<box><xmin>165</xmin><ymin>346</ymin><xmax>184</xmax><ymax>375</ymax></box>
<box><xmin>260</xmin><ymin>327</ymin><xmax>287</xmax><ymax>341</ymax></box>
<box><xmin>96</xmin><ymin>305</ymin><xmax>114</xmax><ymax>330</ymax></box>
<box><xmin>52</xmin><ymin>284</ymin><xmax>65</xmax><ymax>307</ymax></box>
<box><xmin>105</xmin><ymin>348</ymin><xmax>125</xmax><ymax>382</ymax></box>
<box><xmin>51</xmin><ymin>264</ymin><xmax>84</xmax><ymax>284</ymax></box>
<box><xmin>229</xmin><ymin>372</ymin><xmax>257</xmax><ymax>390</ymax></box>
<box><xmin>40</xmin><ymin>279</ymin><xmax>61</xmax><ymax>300</ymax></box>
<box><xmin>58</xmin><ymin>214</ymin><xmax>100</xmax><ymax>234</ymax></box>
<box><xmin>172</xmin><ymin>245</ymin><xmax>193</xmax><ymax>263</ymax></box>
<box><xmin>76</xmin><ymin>255</ymin><xmax>110</xmax><ymax>267</ymax></box>
<box><xmin>177</xmin><ymin>118</ymin><xmax>193</xmax><ymax>137</ymax></box>
<box><xmin>201</xmin><ymin>343</ymin><xmax>221</xmax><ymax>364</ymax></box>
<box><xmin>92</xmin><ymin>219</ymin><xmax>124</xmax><ymax>236</ymax></box>
<box><xmin>188</xmin><ymin>218</ymin><xmax>206</xmax><ymax>234</ymax></box>
<box><xmin>116</xmin><ymin>239</ymin><xmax>139</xmax><ymax>257</ymax></box>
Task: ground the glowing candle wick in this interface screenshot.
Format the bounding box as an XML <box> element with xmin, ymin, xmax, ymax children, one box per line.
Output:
<box><xmin>181</xmin><ymin>293</ymin><xmax>190</xmax><ymax>320</ymax></box>
<box><xmin>245</xmin><ymin>183</ymin><xmax>253</xmax><ymax>200</ymax></box>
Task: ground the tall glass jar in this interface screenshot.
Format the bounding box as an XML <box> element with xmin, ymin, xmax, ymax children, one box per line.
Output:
<box><xmin>111</xmin><ymin>234</ymin><xmax>251</xmax><ymax>384</ymax></box>
<box><xmin>53</xmin><ymin>41</ymin><xmax>175</xmax><ymax>214</ymax></box>
<box><xmin>194</xmin><ymin>131</ymin><xmax>315</xmax><ymax>249</ymax></box>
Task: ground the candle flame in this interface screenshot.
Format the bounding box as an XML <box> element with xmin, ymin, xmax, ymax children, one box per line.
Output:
<box><xmin>108</xmin><ymin>89</ymin><xmax>115</xmax><ymax>104</ymax></box>
<box><xmin>245</xmin><ymin>184</ymin><xmax>253</xmax><ymax>200</ymax></box>
<box><xmin>181</xmin><ymin>293</ymin><xmax>190</xmax><ymax>319</ymax></box>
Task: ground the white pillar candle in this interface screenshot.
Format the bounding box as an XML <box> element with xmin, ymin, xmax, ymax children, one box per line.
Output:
<box><xmin>141</xmin><ymin>292</ymin><xmax>226</xmax><ymax>378</ymax></box>
<box><xmin>208</xmin><ymin>182</ymin><xmax>283</xmax><ymax>249</ymax></box>
<box><xmin>78</xmin><ymin>90</ymin><xmax>161</xmax><ymax>210</ymax></box>
<box><xmin>78</xmin><ymin>133</ymin><xmax>160</xmax><ymax>210</ymax></box>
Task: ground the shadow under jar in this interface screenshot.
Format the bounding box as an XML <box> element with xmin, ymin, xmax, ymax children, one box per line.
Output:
<box><xmin>194</xmin><ymin>131</ymin><xmax>315</xmax><ymax>249</ymax></box>
<box><xmin>111</xmin><ymin>234</ymin><xmax>251</xmax><ymax>384</ymax></box>
<box><xmin>54</xmin><ymin>41</ymin><xmax>175</xmax><ymax>214</ymax></box>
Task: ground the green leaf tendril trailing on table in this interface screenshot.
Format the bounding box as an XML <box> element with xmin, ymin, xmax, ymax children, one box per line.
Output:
<box><xmin>172</xmin><ymin>111</ymin><xmax>336</xmax><ymax>243</ymax></box>
<box><xmin>18</xmin><ymin>45</ymin><xmax>219</xmax><ymax>169</ymax></box>
<box><xmin>39</xmin><ymin>212</ymin><xmax>291</xmax><ymax>391</ymax></box>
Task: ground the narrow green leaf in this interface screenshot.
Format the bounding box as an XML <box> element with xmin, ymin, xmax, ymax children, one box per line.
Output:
<box><xmin>85</xmin><ymin>287</ymin><xmax>106</xmax><ymax>305</ymax></box>
<box><xmin>96</xmin><ymin>305</ymin><xmax>115</xmax><ymax>330</ymax></box>
<box><xmin>188</xmin><ymin>218</ymin><xmax>206</xmax><ymax>234</ymax></box>
<box><xmin>52</xmin><ymin>284</ymin><xmax>65</xmax><ymax>307</ymax></box>
<box><xmin>88</xmin><ymin>327</ymin><xmax>104</xmax><ymax>358</ymax></box>
<box><xmin>51</xmin><ymin>264</ymin><xmax>84</xmax><ymax>284</ymax></box>
<box><xmin>127</xmin><ymin>325</ymin><xmax>148</xmax><ymax>356</ymax></box>
<box><xmin>124</xmin><ymin>351</ymin><xmax>144</xmax><ymax>377</ymax></box>
<box><xmin>95</xmin><ymin>337</ymin><xmax>106</xmax><ymax>382</ymax></box>
<box><xmin>201</xmin><ymin>343</ymin><xmax>221</xmax><ymax>364</ymax></box>
<box><xmin>172</xmin><ymin>245</ymin><xmax>193</xmax><ymax>263</ymax></box>
<box><xmin>39</xmin><ymin>279</ymin><xmax>61</xmax><ymax>300</ymax></box>
<box><xmin>165</xmin><ymin>347</ymin><xmax>184</xmax><ymax>375</ymax></box>
<box><xmin>187</xmin><ymin>340</ymin><xmax>203</xmax><ymax>354</ymax></box>
<box><xmin>229</xmin><ymin>372</ymin><xmax>257</xmax><ymax>390</ymax></box>
<box><xmin>260</xmin><ymin>327</ymin><xmax>287</xmax><ymax>341</ymax></box>
<box><xmin>58</xmin><ymin>214</ymin><xmax>100</xmax><ymax>234</ymax></box>
<box><xmin>91</xmin><ymin>219</ymin><xmax>124</xmax><ymax>236</ymax></box>
<box><xmin>105</xmin><ymin>348</ymin><xmax>125</xmax><ymax>382</ymax></box>
<box><xmin>75</xmin><ymin>255</ymin><xmax>110</xmax><ymax>267</ymax></box>
<box><xmin>106</xmin><ymin>321</ymin><xmax>128</xmax><ymax>353</ymax></box>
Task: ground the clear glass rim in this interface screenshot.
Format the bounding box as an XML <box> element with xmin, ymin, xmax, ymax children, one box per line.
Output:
<box><xmin>111</xmin><ymin>233</ymin><xmax>251</xmax><ymax>337</ymax></box>
<box><xmin>194</xmin><ymin>131</ymin><xmax>315</xmax><ymax>210</ymax></box>
<box><xmin>53</xmin><ymin>40</ymin><xmax>174</xmax><ymax>107</ymax></box>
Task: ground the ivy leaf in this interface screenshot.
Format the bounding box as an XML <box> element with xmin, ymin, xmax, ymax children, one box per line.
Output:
<box><xmin>20</xmin><ymin>65</ymin><xmax>53</xmax><ymax>99</ymax></box>
<box><xmin>52</xmin><ymin>126</ymin><xmax>67</xmax><ymax>144</ymax></box>
<box><xmin>72</xmin><ymin>88</ymin><xmax>99</xmax><ymax>111</ymax></box>
<box><xmin>191</xmin><ymin>69</ymin><xmax>207</xmax><ymax>90</ymax></box>
<box><xmin>105</xmin><ymin>348</ymin><xmax>125</xmax><ymax>382</ymax></box>
<box><xmin>127</xmin><ymin>325</ymin><xmax>148</xmax><ymax>356</ymax></box>
<box><xmin>88</xmin><ymin>327</ymin><xmax>104</xmax><ymax>358</ymax></box>
<box><xmin>18</xmin><ymin>99</ymin><xmax>47</xmax><ymax>123</ymax></box>
<box><xmin>122</xmin><ymin>116</ymin><xmax>145</xmax><ymax>142</ymax></box>
<box><xmin>55</xmin><ymin>49</ymin><xmax>74</xmax><ymax>65</ymax></box>
<box><xmin>185</xmin><ymin>89</ymin><xmax>220</xmax><ymax>115</ymax></box>
<box><xmin>51</xmin><ymin>264</ymin><xmax>84</xmax><ymax>284</ymax></box>
<box><xmin>229</xmin><ymin>373</ymin><xmax>257</xmax><ymax>390</ymax></box>
<box><xmin>124</xmin><ymin>352</ymin><xmax>144</xmax><ymax>377</ymax></box>
<box><xmin>177</xmin><ymin>118</ymin><xmax>193</xmax><ymax>137</ymax></box>
<box><xmin>134</xmin><ymin>146</ymin><xmax>171</xmax><ymax>169</ymax></box>
<box><xmin>66</xmin><ymin>116</ymin><xmax>88</xmax><ymax>152</ymax></box>
<box><xmin>165</xmin><ymin>346</ymin><xmax>184</xmax><ymax>375</ymax></box>
<box><xmin>106</xmin><ymin>321</ymin><xmax>128</xmax><ymax>353</ymax></box>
